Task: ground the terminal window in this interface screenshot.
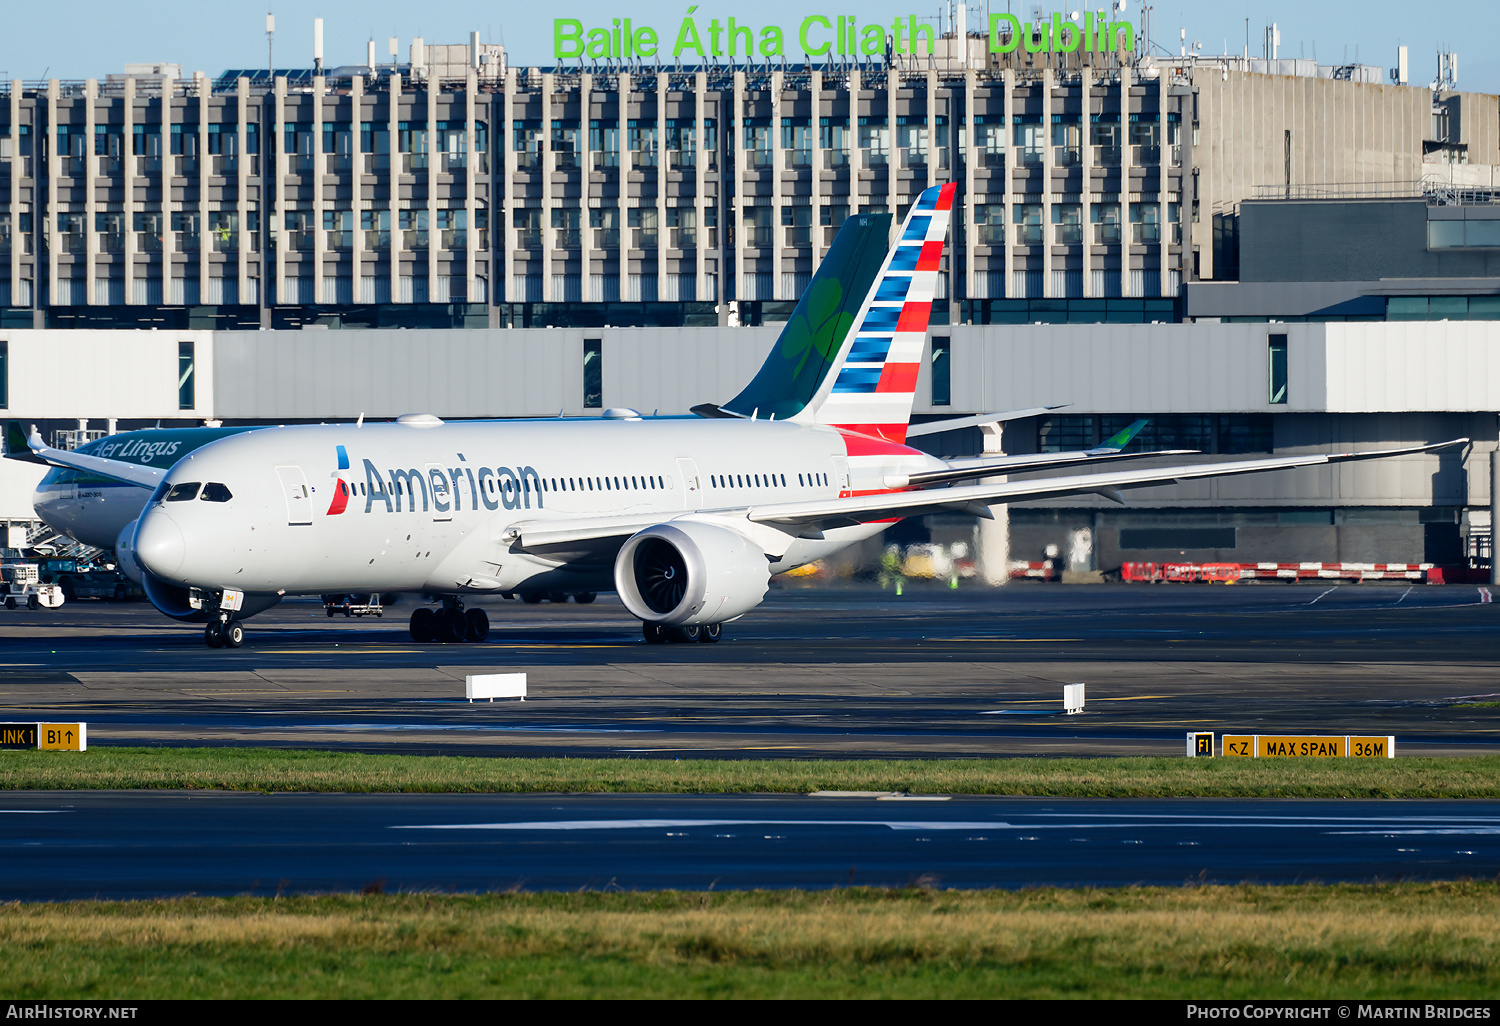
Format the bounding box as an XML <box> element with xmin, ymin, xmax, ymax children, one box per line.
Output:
<box><xmin>178</xmin><ymin>340</ymin><xmax>194</xmax><ymax>410</ymax></box>
<box><xmin>1268</xmin><ymin>333</ymin><xmax>1288</xmax><ymax>404</ymax></box>
<box><xmin>583</xmin><ymin>339</ymin><xmax>602</xmax><ymax>409</ymax></box>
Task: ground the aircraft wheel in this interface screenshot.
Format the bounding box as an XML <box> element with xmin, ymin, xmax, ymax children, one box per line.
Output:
<box><xmin>327</xmin><ymin>607</ymin><xmax>336</xmax><ymax>618</ymax></box>
<box><xmin>642</xmin><ymin>621</ymin><xmax>668</xmax><ymax>644</ymax></box>
<box><xmin>547</xmin><ymin>592</ymin><xmax>568</xmax><ymax>604</ymax></box>
<box><xmin>574</xmin><ymin>592</ymin><xmax>597</xmax><ymax>604</ymax></box>
<box><xmin>224</xmin><ymin>621</ymin><xmax>245</xmax><ymax>648</ymax></box>
<box><xmin>670</xmin><ymin>625</ymin><xmax>701</xmax><ymax>643</ymax></box>
<box><xmin>520</xmin><ymin>592</ymin><xmax>542</xmax><ymax>604</ymax></box>
<box><xmin>699</xmin><ymin>623</ymin><xmax>722</xmax><ymax>643</ymax></box>
<box><xmin>435</xmin><ymin>609</ymin><xmax>467</xmax><ymax>644</ymax></box>
<box><xmin>205</xmin><ymin>622</ymin><xmax>225</xmax><ymax>649</ymax></box>
<box><xmin>465</xmin><ymin>608</ymin><xmax>490</xmax><ymax>642</ymax></box>
<box><xmin>409</xmin><ymin>607</ymin><xmax>435</xmax><ymax>643</ymax></box>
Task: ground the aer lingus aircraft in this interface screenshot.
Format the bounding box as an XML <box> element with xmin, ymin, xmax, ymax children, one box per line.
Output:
<box><xmin>17</xmin><ymin>184</ymin><xmax>1464</xmax><ymax>648</ymax></box>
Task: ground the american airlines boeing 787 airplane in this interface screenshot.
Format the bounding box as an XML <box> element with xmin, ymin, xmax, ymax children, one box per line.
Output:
<box><xmin>17</xmin><ymin>184</ymin><xmax>1464</xmax><ymax>648</ymax></box>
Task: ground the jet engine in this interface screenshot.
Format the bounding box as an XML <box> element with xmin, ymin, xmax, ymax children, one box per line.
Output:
<box><xmin>614</xmin><ymin>521</ymin><xmax>771</xmax><ymax>627</ymax></box>
<box><xmin>116</xmin><ymin>518</ymin><xmax>279</xmax><ymax>623</ymax></box>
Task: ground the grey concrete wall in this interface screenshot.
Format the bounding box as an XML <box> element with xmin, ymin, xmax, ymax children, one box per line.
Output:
<box><xmin>1241</xmin><ymin>200</ymin><xmax>1500</xmax><ymax>281</ymax></box>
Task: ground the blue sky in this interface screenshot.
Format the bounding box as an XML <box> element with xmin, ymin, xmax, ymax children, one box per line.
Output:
<box><xmin>5</xmin><ymin>1</ymin><xmax>1496</xmax><ymax>93</ymax></box>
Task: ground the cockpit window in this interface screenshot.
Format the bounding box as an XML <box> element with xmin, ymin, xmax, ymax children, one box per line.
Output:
<box><xmin>165</xmin><ymin>482</ymin><xmax>201</xmax><ymax>502</ymax></box>
<box><xmin>149</xmin><ymin>480</ymin><xmax>170</xmax><ymax>504</ymax></box>
<box><xmin>200</xmin><ymin>482</ymin><xmax>233</xmax><ymax>502</ymax></box>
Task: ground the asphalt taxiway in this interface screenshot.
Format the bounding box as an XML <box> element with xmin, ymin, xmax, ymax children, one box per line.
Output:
<box><xmin>2</xmin><ymin>791</ymin><xmax>1497</xmax><ymax>898</ymax></box>
<box><xmin>0</xmin><ymin>582</ymin><xmax>1496</xmax><ymax>758</ymax></box>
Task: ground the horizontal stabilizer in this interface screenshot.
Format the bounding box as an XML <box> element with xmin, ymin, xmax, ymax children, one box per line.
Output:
<box><xmin>905</xmin><ymin>405</ymin><xmax>1070</xmax><ymax>438</ymax></box>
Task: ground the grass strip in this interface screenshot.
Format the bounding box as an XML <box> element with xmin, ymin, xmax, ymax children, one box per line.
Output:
<box><xmin>3</xmin><ymin>748</ymin><xmax>1500</xmax><ymax>797</ymax></box>
<box><xmin>3</xmin><ymin>884</ymin><xmax>1498</xmax><ymax>999</ymax></box>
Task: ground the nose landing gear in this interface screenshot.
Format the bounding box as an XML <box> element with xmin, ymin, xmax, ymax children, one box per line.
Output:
<box><xmin>410</xmin><ymin>598</ymin><xmax>490</xmax><ymax>643</ymax></box>
<box><xmin>204</xmin><ymin>618</ymin><xmax>244</xmax><ymax>648</ymax></box>
<box><xmin>202</xmin><ymin>589</ymin><xmax>246</xmax><ymax>648</ymax></box>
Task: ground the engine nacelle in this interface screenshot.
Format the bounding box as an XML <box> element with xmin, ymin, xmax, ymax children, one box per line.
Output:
<box><xmin>116</xmin><ymin>519</ymin><xmax>144</xmax><ymax>584</ymax></box>
<box><xmin>614</xmin><ymin>521</ymin><xmax>771</xmax><ymax>627</ymax></box>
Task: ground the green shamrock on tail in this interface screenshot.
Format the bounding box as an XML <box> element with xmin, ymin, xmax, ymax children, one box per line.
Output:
<box><xmin>780</xmin><ymin>279</ymin><xmax>854</xmax><ymax>379</ymax></box>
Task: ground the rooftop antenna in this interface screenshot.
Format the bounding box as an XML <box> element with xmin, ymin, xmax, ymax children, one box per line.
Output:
<box><xmin>313</xmin><ymin>17</ymin><xmax>324</xmax><ymax>75</ymax></box>
<box><xmin>266</xmin><ymin>12</ymin><xmax>276</xmax><ymax>78</ymax></box>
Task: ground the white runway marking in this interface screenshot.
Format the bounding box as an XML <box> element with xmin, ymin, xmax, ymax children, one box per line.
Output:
<box><xmin>393</xmin><ymin>813</ymin><xmax>1500</xmax><ymax>833</ymax></box>
<box><xmin>393</xmin><ymin>819</ymin><xmax>1014</xmax><ymax>832</ymax></box>
<box><xmin>1395</xmin><ymin>586</ymin><xmax>1414</xmax><ymax>604</ymax></box>
<box><xmin>1307</xmin><ymin>587</ymin><xmax>1338</xmax><ymax>605</ymax></box>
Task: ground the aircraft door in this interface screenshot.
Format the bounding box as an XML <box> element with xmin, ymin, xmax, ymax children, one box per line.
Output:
<box><xmin>832</xmin><ymin>456</ymin><xmax>851</xmax><ymax>495</ymax></box>
<box><xmin>275</xmin><ymin>465</ymin><xmax>313</xmax><ymax>525</ymax></box>
<box><xmin>425</xmin><ymin>464</ymin><xmax>454</xmax><ymax>522</ymax></box>
<box><xmin>675</xmin><ymin>458</ymin><xmax>702</xmax><ymax>510</ymax></box>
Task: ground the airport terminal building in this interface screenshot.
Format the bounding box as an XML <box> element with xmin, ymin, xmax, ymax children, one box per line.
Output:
<box><xmin>2</xmin><ymin>35</ymin><xmax>1499</xmax><ymax>571</ymax></box>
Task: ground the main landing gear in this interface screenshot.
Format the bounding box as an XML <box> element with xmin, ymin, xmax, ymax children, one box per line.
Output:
<box><xmin>642</xmin><ymin>621</ymin><xmax>723</xmax><ymax>644</ymax></box>
<box><xmin>409</xmin><ymin>597</ymin><xmax>489</xmax><ymax>644</ymax></box>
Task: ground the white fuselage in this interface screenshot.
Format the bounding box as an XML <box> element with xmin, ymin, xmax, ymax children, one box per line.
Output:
<box><xmin>131</xmin><ymin>417</ymin><xmax>943</xmax><ymax>601</ymax></box>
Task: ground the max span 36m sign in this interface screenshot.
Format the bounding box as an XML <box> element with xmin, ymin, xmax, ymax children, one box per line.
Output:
<box><xmin>554</xmin><ymin>9</ymin><xmax>1134</xmax><ymax>59</ymax></box>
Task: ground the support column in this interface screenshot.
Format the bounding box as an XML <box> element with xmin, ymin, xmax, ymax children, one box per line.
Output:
<box><xmin>273</xmin><ymin>74</ymin><xmax>286</xmax><ymax>306</ymax></box>
<box><xmin>580</xmin><ymin>71</ymin><xmax>594</xmax><ymax>302</ymax></box>
<box><xmin>1081</xmin><ymin>67</ymin><xmax>1093</xmax><ymax>297</ymax></box>
<box><xmin>962</xmin><ymin>68</ymin><xmax>975</xmax><ymax>305</ymax></box>
<box><xmin>1001</xmin><ymin>69</ymin><xmax>1012</xmax><ymax>300</ymax></box>
<box><xmin>388</xmin><ymin>72</ymin><xmax>402</xmax><ymax>304</ymax></box>
<box><xmin>312</xmin><ymin>74</ymin><xmax>325</xmax><ymax>300</ymax></box>
<box><xmin>732</xmin><ymin>69</ymin><xmax>744</xmax><ymax>308</ymax></box>
<box><xmin>618</xmin><ymin>70</ymin><xmax>628</xmax><ymax>305</ymax></box>
<box><xmin>84</xmin><ymin>80</ymin><xmax>96</xmax><ymax>304</ymax></box>
<box><xmin>426</xmin><ymin>78</ymin><xmax>438</xmax><ymax>299</ymax></box>
<box><xmin>693</xmin><ymin>71</ymin><xmax>706</xmax><ymax>304</ymax></box>
<box><xmin>770</xmin><ymin>69</ymin><xmax>782</xmax><ymax>298</ymax></box>
<box><xmin>1491</xmin><ymin>447</ymin><xmax>1500</xmax><ymax>588</ymax></box>
<box><xmin>977</xmin><ymin>421</ymin><xmax>1010</xmax><ymax>587</ymax></box>
<box><xmin>540</xmin><ymin>71</ymin><xmax>554</xmax><ymax>301</ymax></box>
<box><xmin>1041</xmin><ymin>68</ymin><xmax>1053</xmax><ymax>297</ymax></box>
<box><xmin>655</xmin><ymin>71</ymin><xmax>666</xmax><ymax>305</ymax></box>
<box><xmin>235</xmin><ymin>78</ymin><xmax>248</xmax><ymax>308</ymax></box>
<box><xmin>810</xmin><ymin>69</ymin><xmax>823</xmax><ymax>276</ymax></box>
<box><xmin>349</xmin><ymin>75</ymin><xmax>364</xmax><ymax>302</ymax></box>
<box><xmin>502</xmin><ymin>67</ymin><xmax>514</xmax><ymax>305</ymax></box>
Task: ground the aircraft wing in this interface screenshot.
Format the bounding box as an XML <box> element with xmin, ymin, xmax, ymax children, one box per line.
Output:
<box><xmin>6</xmin><ymin>423</ymin><xmax>165</xmax><ymax>489</ymax></box>
<box><xmin>749</xmin><ymin>441</ymin><xmax>1469</xmax><ymax>530</ymax></box>
<box><xmin>900</xmin><ymin>448</ymin><xmax>1198</xmax><ymax>487</ymax></box>
<box><xmin>507</xmin><ymin>440</ymin><xmax>1467</xmax><ymax>557</ymax></box>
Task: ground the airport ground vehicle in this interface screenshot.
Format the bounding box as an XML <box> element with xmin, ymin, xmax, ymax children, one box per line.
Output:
<box><xmin>322</xmin><ymin>593</ymin><xmax>384</xmax><ymax>618</ymax></box>
<box><xmin>0</xmin><ymin>563</ymin><xmax>64</xmax><ymax>609</ymax></box>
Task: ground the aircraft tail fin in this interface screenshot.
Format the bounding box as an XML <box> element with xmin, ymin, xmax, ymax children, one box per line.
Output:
<box><xmin>721</xmin><ymin>212</ymin><xmax>892</xmax><ymax>422</ymax></box>
<box><xmin>798</xmin><ymin>183</ymin><xmax>956</xmax><ymax>442</ymax></box>
<box><xmin>722</xmin><ymin>183</ymin><xmax>956</xmax><ymax>443</ymax></box>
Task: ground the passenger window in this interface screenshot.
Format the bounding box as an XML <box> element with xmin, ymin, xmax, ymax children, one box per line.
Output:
<box><xmin>200</xmin><ymin>483</ymin><xmax>233</xmax><ymax>502</ymax></box>
<box><xmin>166</xmin><ymin>482</ymin><xmax>201</xmax><ymax>502</ymax></box>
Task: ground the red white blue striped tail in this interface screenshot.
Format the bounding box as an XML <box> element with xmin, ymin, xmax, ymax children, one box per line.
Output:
<box><xmin>794</xmin><ymin>182</ymin><xmax>955</xmax><ymax>444</ymax></box>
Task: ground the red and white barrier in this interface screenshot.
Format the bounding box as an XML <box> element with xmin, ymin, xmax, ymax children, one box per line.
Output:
<box><xmin>1119</xmin><ymin>561</ymin><xmax>1457</xmax><ymax>583</ymax></box>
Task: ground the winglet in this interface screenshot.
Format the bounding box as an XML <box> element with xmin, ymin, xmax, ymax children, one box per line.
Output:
<box><xmin>3</xmin><ymin>420</ymin><xmax>47</xmax><ymax>465</ymax></box>
<box><xmin>1089</xmin><ymin>419</ymin><xmax>1148</xmax><ymax>455</ymax></box>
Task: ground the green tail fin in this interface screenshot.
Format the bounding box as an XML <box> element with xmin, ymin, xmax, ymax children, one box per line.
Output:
<box><xmin>721</xmin><ymin>213</ymin><xmax>892</xmax><ymax>420</ymax></box>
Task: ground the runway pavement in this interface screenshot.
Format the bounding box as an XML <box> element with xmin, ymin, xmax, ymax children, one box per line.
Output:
<box><xmin>1</xmin><ymin>791</ymin><xmax>1496</xmax><ymax>897</ymax></box>
<box><xmin>0</xmin><ymin>581</ymin><xmax>1496</xmax><ymax>758</ymax></box>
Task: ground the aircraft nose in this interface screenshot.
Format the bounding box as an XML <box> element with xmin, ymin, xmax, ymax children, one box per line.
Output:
<box><xmin>134</xmin><ymin>512</ymin><xmax>185</xmax><ymax>578</ymax></box>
